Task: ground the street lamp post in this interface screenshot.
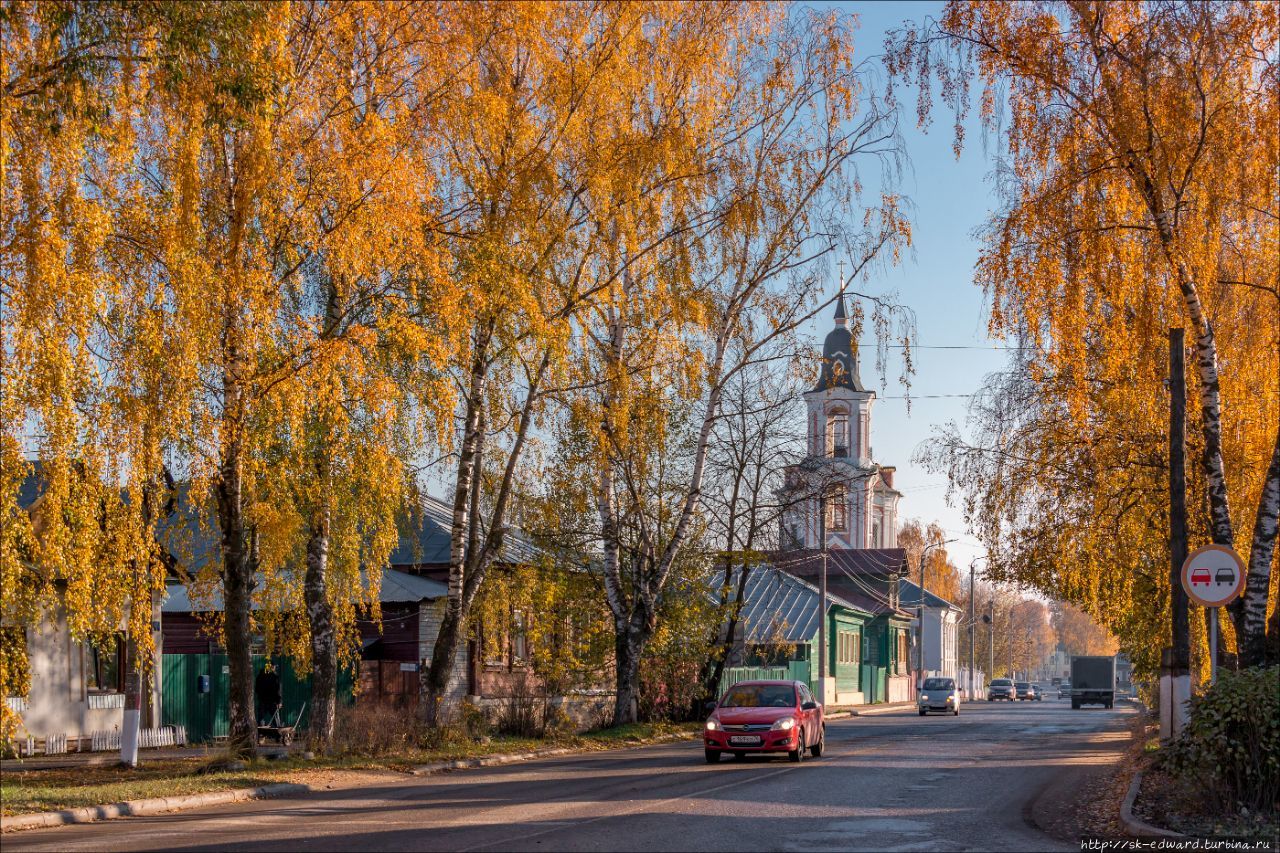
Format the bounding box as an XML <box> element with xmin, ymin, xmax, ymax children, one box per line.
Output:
<box><xmin>817</xmin><ymin>492</ymin><xmax>827</xmax><ymax>689</ymax></box>
<box><xmin>988</xmin><ymin>599</ymin><xmax>995</xmax><ymax>679</ymax></box>
<box><xmin>968</xmin><ymin>556</ymin><xmax>988</xmax><ymax>700</ymax></box>
<box><xmin>915</xmin><ymin>538</ymin><xmax>957</xmax><ymax>696</ymax></box>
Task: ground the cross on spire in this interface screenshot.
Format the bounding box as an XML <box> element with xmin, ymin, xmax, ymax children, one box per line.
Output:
<box><xmin>834</xmin><ymin>258</ymin><xmax>848</xmax><ymax>327</ymax></box>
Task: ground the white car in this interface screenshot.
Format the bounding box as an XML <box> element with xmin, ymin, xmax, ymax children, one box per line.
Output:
<box><xmin>918</xmin><ymin>677</ymin><xmax>961</xmax><ymax>716</ymax></box>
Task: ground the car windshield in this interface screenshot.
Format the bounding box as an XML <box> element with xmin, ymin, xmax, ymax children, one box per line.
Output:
<box><xmin>1016</xmin><ymin>683</ymin><xmax>1030</xmax><ymax>689</ymax></box>
<box><xmin>992</xmin><ymin>679</ymin><xmax>1012</xmax><ymax>686</ymax></box>
<box><xmin>922</xmin><ymin>678</ymin><xmax>954</xmax><ymax>690</ymax></box>
<box><xmin>720</xmin><ymin>684</ymin><xmax>796</xmax><ymax>708</ymax></box>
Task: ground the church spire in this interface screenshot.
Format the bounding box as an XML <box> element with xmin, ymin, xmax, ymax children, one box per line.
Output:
<box><xmin>813</xmin><ymin>286</ymin><xmax>866</xmax><ymax>394</ymax></box>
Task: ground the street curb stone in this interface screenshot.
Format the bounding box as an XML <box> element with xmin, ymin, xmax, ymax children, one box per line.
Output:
<box><xmin>408</xmin><ymin>731</ymin><xmax>698</xmax><ymax>776</ymax></box>
<box><xmin>1120</xmin><ymin>769</ymin><xmax>1184</xmax><ymax>839</ymax></box>
<box><xmin>1</xmin><ymin>782</ymin><xmax>309</xmax><ymax>834</ymax></box>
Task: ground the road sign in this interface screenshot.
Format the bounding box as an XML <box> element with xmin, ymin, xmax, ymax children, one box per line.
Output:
<box><xmin>1180</xmin><ymin>544</ymin><xmax>1246</xmax><ymax>608</ymax></box>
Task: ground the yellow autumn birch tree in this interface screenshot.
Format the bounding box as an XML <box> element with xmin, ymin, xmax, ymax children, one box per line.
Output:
<box><xmin>1</xmin><ymin>1</ymin><xmax>279</xmax><ymax>746</ymax></box>
<box><xmin>897</xmin><ymin>1</ymin><xmax>1280</xmax><ymax>669</ymax></box>
<box><xmin>569</xmin><ymin>6</ymin><xmax>915</xmax><ymax>724</ymax></box>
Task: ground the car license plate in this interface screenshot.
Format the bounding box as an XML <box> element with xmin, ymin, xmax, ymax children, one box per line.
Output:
<box><xmin>729</xmin><ymin>735</ymin><xmax>762</xmax><ymax>745</ymax></box>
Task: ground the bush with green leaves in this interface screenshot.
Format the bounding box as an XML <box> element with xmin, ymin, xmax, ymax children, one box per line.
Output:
<box><xmin>1163</xmin><ymin>666</ymin><xmax>1279</xmax><ymax>815</ymax></box>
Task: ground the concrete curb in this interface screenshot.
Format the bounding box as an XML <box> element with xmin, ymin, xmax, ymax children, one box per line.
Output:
<box><xmin>1</xmin><ymin>782</ymin><xmax>309</xmax><ymax>834</ymax></box>
<box><xmin>846</xmin><ymin>703</ymin><xmax>916</xmax><ymax>716</ymax></box>
<box><xmin>408</xmin><ymin>731</ymin><xmax>699</xmax><ymax>776</ymax></box>
<box><xmin>1120</xmin><ymin>769</ymin><xmax>1184</xmax><ymax>839</ymax></box>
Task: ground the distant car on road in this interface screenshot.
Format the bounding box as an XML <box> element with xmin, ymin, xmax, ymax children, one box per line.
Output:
<box><xmin>1051</xmin><ymin>677</ymin><xmax>1062</xmax><ymax>686</ymax></box>
<box><xmin>918</xmin><ymin>677</ymin><xmax>960</xmax><ymax>716</ymax></box>
<box><xmin>1058</xmin><ymin>679</ymin><xmax>1072</xmax><ymax>698</ymax></box>
<box><xmin>1015</xmin><ymin>682</ymin><xmax>1035</xmax><ymax>700</ymax></box>
<box><xmin>1027</xmin><ymin>684</ymin><xmax>1043</xmax><ymax>701</ymax></box>
<box><xmin>703</xmin><ymin>680</ymin><xmax>824</xmax><ymax>764</ymax></box>
<box><xmin>988</xmin><ymin>678</ymin><xmax>1015</xmax><ymax>701</ymax></box>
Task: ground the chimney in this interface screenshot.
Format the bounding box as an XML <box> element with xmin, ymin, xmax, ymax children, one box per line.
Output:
<box><xmin>880</xmin><ymin>466</ymin><xmax>895</xmax><ymax>488</ymax></box>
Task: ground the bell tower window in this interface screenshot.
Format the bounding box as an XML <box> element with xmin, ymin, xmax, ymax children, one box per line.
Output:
<box><xmin>826</xmin><ymin>487</ymin><xmax>848</xmax><ymax>533</ymax></box>
<box><xmin>826</xmin><ymin>410</ymin><xmax>849</xmax><ymax>458</ymax></box>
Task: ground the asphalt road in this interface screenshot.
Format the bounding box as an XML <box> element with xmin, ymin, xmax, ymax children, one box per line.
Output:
<box><xmin>6</xmin><ymin>697</ymin><xmax>1135</xmax><ymax>852</ymax></box>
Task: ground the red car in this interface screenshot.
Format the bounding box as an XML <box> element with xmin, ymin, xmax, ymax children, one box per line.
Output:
<box><xmin>703</xmin><ymin>680</ymin><xmax>824</xmax><ymax>763</ymax></box>
<box><xmin>1191</xmin><ymin>568</ymin><xmax>1211</xmax><ymax>586</ymax></box>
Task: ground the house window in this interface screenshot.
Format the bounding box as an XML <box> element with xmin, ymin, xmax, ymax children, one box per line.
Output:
<box><xmin>512</xmin><ymin>611</ymin><xmax>528</xmax><ymax>664</ymax></box>
<box><xmin>826</xmin><ymin>487</ymin><xmax>848</xmax><ymax>533</ymax></box>
<box><xmin>826</xmin><ymin>410</ymin><xmax>849</xmax><ymax>457</ymax></box>
<box><xmin>896</xmin><ymin>630</ymin><xmax>909</xmax><ymax>675</ymax></box>
<box><xmin>836</xmin><ymin>629</ymin><xmax>861</xmax><ymax>666</ymax></box>
<box><xmin>87</xmin><ymin>633</ymin><xmax>125</xmax><ymax>693</ymax></box>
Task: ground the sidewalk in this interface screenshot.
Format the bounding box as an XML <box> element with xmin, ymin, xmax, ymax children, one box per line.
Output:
<box><xmin>1</xmin><ymin>744</ymin><xmax>294</xmax><ymax>773</ymax></box>
<box><xmin>826</xmin><ymin>701</ymin><xmax>916</xmax><ymax>718</ymax></box>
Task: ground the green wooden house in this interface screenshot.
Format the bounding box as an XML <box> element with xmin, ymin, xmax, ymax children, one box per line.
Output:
<box><xmin>715</xmin><ymin>566</ymin><xmax>897</xmax><ymax>705</ymax></box>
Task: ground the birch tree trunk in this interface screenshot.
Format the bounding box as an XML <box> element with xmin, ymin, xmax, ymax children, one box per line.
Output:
<box><xmin>120</xmin><ymin>626</ymin><xmax>142</xmax><ymax>767</ymax></box>
<box><xmin>423</xmin><ymin>348</ymin><xmax>486</xmax><ymax>727</ymax></box>
<box><xmin>1238</xmin><ymin>426</ymin><xmax>1280</xmax><ymax>666</ymax></box>
<box><xmin>305</xmin><ymin>497</ymin><xmax>337</xmax><ymax>749</ymax></box>
<box><xmin>216</xmin><ymin>372</ymin><xmax>257</xmax><ymax>757</ymax></box>
<box><xmin>612</xmin><ymin>613</ymin><xmax>646</xmax><ymax>726</ymax></box>
<box><xmin>423</xmin><ymin>342</ymin><xmax>548</xmax><ymax>726</ymax></box>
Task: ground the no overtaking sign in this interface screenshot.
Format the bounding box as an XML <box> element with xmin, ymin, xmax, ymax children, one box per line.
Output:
<box><xmin>1180</xmin><ymin>544</ymin><xmax>1246</xmax><ymax>608</ymax></box>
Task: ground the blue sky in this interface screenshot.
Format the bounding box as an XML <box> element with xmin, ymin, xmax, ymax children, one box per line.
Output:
<box><xmin>803</xmin><ymin>1</ymin><xmax>1009</xmax><ymax>573</ymax></box>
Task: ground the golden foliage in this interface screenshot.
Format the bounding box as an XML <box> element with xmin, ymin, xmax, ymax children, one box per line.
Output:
<box><xmin>900</xmin><ymin>1</ymin><xmax>1280</xmax><ymax>675</ymax></box>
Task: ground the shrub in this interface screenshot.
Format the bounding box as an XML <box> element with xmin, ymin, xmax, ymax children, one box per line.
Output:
<box><xmin>495</xmin><ymin>680</ymin><xmax>544</xmax><ymax>738</ymax></box>
<box><xmin>333</xmin><ymin>702</ymin><xmax>423</xmax><ymax>755</ymax></box>
<box><xmin>1163</xmin><ymin>666</ymin><xmax>1280</xmax><ymax>815</ymax></box>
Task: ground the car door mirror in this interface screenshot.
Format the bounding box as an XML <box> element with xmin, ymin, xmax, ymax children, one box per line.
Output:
<box><xmin>704</xmin><ymin>700</ymin><xmax>717</xmax><ymax>713</ymax></box>
<box><xmin>801</xmin><ymin>701</ymin><xmax>818</xmax><ymax>711</ymax></box>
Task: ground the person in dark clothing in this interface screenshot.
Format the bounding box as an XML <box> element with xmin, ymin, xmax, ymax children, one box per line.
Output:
<box><xmin>255</xmin><ymin>663</ymin><xmax>282</xmax><ymax>726</ymax></box>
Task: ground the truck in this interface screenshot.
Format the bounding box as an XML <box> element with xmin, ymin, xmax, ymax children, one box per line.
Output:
<box><xmin>1069</xmin><ymin>656</ymin><xmax>1115</xmax><ymax>709</ymax></box>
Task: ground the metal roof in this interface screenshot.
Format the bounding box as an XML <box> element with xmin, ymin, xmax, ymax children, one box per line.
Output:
<box><xmin>898</xmin><ymin>579</ymin><xmax>961</xmax><ymax>612</ymax></box>
<box><xmin>712</xmin><ymin>566</ymin><xmax>870</xmax><ymax>643</ymax></box>
<box><xmin>161</xmin><ymin>567</ymin><xmax>447</xmax><ymax>613</ymax></box>
<box><xmin>388</xmin><ymin>493</ymin><xmax>541</xmax><ymax>567</ymax></box>
<box><xmin>772</xmin><ymin>549</ymin><xmax>916</xmax><ymax>620</ymax></box>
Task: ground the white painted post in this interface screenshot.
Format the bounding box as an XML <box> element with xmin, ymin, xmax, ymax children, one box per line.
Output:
<box><xmin>1209</xmin><ymin>608</ymin><xmax>1218</xmax><ymax>685</ymax></box>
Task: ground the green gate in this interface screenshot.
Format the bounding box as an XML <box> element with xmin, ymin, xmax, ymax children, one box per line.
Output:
<box><xmin>161</xmin><ymin>654</ymin><xmax>354</xmax><ymax>743</ymax></box>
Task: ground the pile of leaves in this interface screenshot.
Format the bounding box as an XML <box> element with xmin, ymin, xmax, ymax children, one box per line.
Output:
<box><xmin>1161</xmin><ymin>666</ymin><xmax>1280</xmax><ymax>818</ymax></box>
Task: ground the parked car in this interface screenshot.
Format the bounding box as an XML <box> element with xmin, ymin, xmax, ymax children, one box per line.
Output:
<box><xmin>1058</xmin><ymin>679</ymin><xmax>1072</xmax><ymax>698</ymax></box>
<box><xmin>918</xmin><ymin>677</ymin><xmax>960</xmax><ymax>716</ymax></box>
<box><xmin>1015</xmin><ymin>682</ymin><xmax>1034</xmax><ymax>700</ymax></box>
<box><xmin>988</xmin><ymin>678</ymin><xmax>1015</xmax><ymax>701</ymax></box>
<box><xmin>704</xmin><ymin>680</ymin><xmax>824</xmax><ymax>764</ymax></box>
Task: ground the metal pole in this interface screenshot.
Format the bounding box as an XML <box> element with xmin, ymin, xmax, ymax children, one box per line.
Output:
<box><xmin>1008</xmin><ymin>608</ymin><xmax>1013</xmax><ymax>679</ymax></box>
<box><xmin>1169</xmin><ymin>329</ymin><xmax>1190</xmax><ymax>669</ymax></box>
<box><xmin>969</xmin><ymin>562</ymin><xmax>975</xmax><ymax>700</ymax></box>
<box><xmin>818</xmin><ymin>492</ymin><xmax>827</xmax><ymax>686</ymax></box>
<box><xmin>1210</xmin><ymin>608</ymin><xmax>1218</xmax><ymax>685</ymax></box>
<box><xmin>989</xmin><ymin>599</ymin><xmax>994</xmax><ymax>680</ymax></box>
<box><xmin>917</xmin><ymin>550</ymin><xmax>926</xmax><ymax>691</ymax></box>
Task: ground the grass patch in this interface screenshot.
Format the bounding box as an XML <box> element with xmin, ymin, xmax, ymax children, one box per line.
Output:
<box><xmin>1</xmin><ymin>722</ymin><xmax>700</xmax><ymax>817</ymax></box>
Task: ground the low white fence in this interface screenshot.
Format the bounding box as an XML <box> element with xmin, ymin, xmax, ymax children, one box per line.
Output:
<box><xmin>91</xmin><ymin>725</ymin><xmax>187</xmax><ymax>752</ymax></box>
<box><xmin>13</xmin><ymin>726</ymin><xmax>188</xmax><ymax>757</ymax></box>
